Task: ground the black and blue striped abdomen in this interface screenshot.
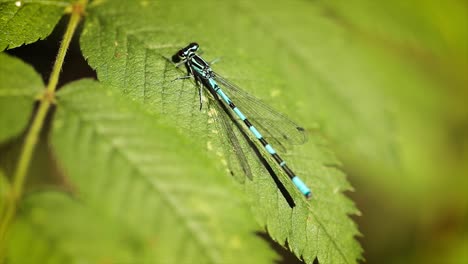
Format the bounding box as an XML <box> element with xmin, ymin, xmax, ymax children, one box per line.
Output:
<box><xmin>210</xmin><ymin>80</ymin><xmax>312</xmax><ymax>198</ymax></box>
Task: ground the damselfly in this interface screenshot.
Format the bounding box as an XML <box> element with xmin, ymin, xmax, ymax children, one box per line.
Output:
<box><xmin>172</xmin><ymin>43</ymin><xmax>312</xmax><ymax>199</ymax></box>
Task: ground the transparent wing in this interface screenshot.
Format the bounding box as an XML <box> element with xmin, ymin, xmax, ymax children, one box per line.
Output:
<box><xmin>208</xmin><ymin>97</ymin><xmax>254</xmax><ymax>181</ymax></box>
<box><xmin>213</xmin><ymin>73</ymin><xmax>307</xmax><ymax>147</ymax></box>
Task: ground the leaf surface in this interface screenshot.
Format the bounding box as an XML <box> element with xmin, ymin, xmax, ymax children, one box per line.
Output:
<box><xmin>0</xmin><ymin>0</ymin><xmax>72</xmax><ymax>51</ymax></box>
<box><xmin>0</xmin><ymin>53</ymin><xmax>42</xmax><ymax>143</ymax></box>
<box><xmin>7</xmin><ymin>192</ymin><xmax>140</xmax><ymax>264</ymax></box>
<box><xmin>17</xmin><ymin>79</ymin><xmax>276</xmax><ymax>264</ymax></box>
<box><xmin>80</xmin><ymin>0</ymin><xmax>362</xmax><ymax>263</ymax></box>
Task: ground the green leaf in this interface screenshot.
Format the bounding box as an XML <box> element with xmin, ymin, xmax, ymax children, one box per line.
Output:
<box><xmin>0</xmin><ymin>53</ymin><xmax>42</xmax><ymax>143</ymax></box>
<box><xmin>0</xmin><ymin>168</ymin><xmax>9</xmax><ymax>215</ymax></box>
<box><xmin>80</xmin><ymin>1</ymin><xmax>362</xmax><ymax>263</ymax></box>
<box><xmin>7</xmin><ymin>192</ymin><xmax>140</xmax><ymax>264</ymax></box>
<box><xmin>42</xmin><ymin>79</ymin><xmax>275</xmax><ymax>263</ymax></box>
<box><xmin>0</xmin><ymin>0</ymin><xmax>72</xmax><ymax>51</ymax></box>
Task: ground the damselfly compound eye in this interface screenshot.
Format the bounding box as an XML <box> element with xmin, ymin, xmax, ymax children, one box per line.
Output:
<box><xmin>171</xmin><ymin>54</ymin><xmax>181</xmax><ymax>63</ymax></box>
<box><xmin>189</xmin><ymin>42</ymin><xmax>199</xmax><ymax>51</ymax></box>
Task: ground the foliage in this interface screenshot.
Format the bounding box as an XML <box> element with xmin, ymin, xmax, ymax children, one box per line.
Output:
<box><xmin>0</xmin><ymin>0</ymin><xmax>363</xmax><ymax>263</ymax></box>
<box><xmin>7</xmin><ymin>80</ymin><xmax>277</xmax><ymax>263</ymax></box>
<box><xmin>1</xmin><ymin>0</ymin><xmax>466</xmax><ymax>263</ymax></box>
<box><xmin>0</xmin><ymin>53</ymin><xmax>42</xmax><ymax>142</ymax></box>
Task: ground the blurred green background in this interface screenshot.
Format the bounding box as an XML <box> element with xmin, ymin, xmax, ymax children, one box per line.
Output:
<box><xmin>312</xmin><ymin>1</ymin><xmax>468</xmax><ymax>263</ymax></box>
<box><xmin>4</xmin><ymin>0</ymin><xmax>467</xmax><ymax>263</ymax></box>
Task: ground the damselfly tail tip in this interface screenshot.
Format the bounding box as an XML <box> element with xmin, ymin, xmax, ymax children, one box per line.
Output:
<box><xmin>305</xmin><ymin>192</ymin><xmax>312</xmax><ymax>200</ymax></box>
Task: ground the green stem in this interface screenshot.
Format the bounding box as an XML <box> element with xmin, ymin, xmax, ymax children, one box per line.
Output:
<box><xmin>0</xmin><ymin>0</ymin><xmax>87</xmax><ymax>260</ymax></box>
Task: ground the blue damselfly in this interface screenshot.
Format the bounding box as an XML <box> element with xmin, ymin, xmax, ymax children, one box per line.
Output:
<box><xmin>172</xmin><ymin>43</ymin><xmax>312</xmax><ymax>199</ymax></box>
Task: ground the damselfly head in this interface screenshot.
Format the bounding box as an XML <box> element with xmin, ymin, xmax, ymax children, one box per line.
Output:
<box><xmin>172</xmin><ymin>42</ymin><xmax>200</xmax><ymax>63</ymax></box>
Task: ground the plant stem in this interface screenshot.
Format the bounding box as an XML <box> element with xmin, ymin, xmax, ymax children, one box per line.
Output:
<box><xmin>0</xmin><ymin>0</ymin><xmax>87</xmax><ymax>260</ymax></box>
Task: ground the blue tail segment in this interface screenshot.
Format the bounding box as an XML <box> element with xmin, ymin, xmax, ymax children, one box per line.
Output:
<box><xmin>172</xmin><ymin>42</ymin><xmax>313</xmax><ymax>199</ymax></box>
<box><xmin>292</xmin><ymin>176</ymin><xmax>312</xmax><ymax>198</ymax></box>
